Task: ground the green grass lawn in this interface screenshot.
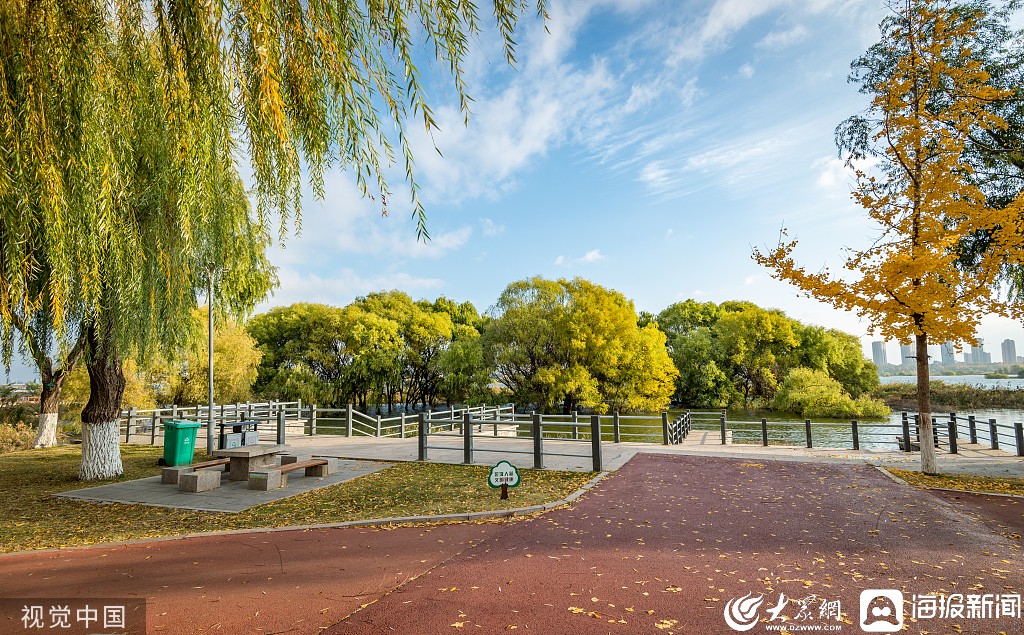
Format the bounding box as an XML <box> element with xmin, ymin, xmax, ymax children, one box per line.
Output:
<box><xmin>0</xmin><ymin>445</ymin><xmax>593</xmax><ymax>554</ymax></box>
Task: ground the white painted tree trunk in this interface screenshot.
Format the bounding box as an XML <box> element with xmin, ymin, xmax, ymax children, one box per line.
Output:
<box><xmin>79</xmin><ymin>420</ymin><xmax>124</xmax><ymax>480</ymax></box>
<box><xmin>33</xmin><ymin>412</ymin><xmax>59</xmax><ymax>448</ymax></box>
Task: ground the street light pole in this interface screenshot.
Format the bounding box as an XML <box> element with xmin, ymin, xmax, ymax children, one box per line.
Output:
<box><xmin>207</xmin><ymin>266</ymin><xmax>215</xmax><ymax>453</ymax></box>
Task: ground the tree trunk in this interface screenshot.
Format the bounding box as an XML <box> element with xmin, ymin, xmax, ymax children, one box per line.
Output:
<box><xmin>32</xmin><ymin>377</ymin><xmax>63</xmax><ymax>448</ymax></box>
<box><xmin>915</xmin><ymin>332</ymin><xmax>937</xmax><ymax>474</ymax></box>
<box><xmin>80</xmin><ymin>325</ymin><xmax>126</xmax><ymax>480</ymax></box>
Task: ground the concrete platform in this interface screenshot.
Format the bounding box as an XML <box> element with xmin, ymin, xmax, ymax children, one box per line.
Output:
<box><xmin>54</xmin><ymin>459</ymin><xmax>391</xmax><ymax>513</ymax></box>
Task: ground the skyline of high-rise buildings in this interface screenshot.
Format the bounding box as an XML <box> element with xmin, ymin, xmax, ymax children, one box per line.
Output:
<box><xmin>872</xmin><ymin>337</ymin><xmax>1022</xmax><ymax>366</ymax></box>
<box><xmin>871</xmin><ymin>341</ymin><xmax>887</xmax><ymax>367</ymax></box>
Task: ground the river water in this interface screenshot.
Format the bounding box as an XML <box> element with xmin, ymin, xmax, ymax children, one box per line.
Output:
<box><xmin>880</xmin><ymin>374</ymin><xmax>1024</xmax><ymax>389</ymax></box>
<box><xmin>675</xmin><ymin>407</ymin><xmax>1023</xmax><ymax>454</ymax></box>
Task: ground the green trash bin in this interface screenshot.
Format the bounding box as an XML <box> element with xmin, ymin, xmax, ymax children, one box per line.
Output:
<box><xmin>163</xmin><ymin>420</ymin><xmax>202</xmax><ymax>466</ymax></box>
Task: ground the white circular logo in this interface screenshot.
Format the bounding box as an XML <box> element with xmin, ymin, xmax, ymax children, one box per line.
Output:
<box><xmin>724</xmin><ymin>592</ymin><xmax>765</xmax><ymax>632</ymax></box>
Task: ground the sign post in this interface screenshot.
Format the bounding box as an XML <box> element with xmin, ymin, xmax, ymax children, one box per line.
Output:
<box><xmin>487</xmin><ymin>460</ymin><xmax>521</xmax><ymax>500</ymax></box>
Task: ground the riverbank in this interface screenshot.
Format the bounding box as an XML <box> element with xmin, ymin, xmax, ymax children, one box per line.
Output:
<box><xmin>875</xmin><ymin>380</ymin><xmax>1024</xmax><ymax>410</ymax></box>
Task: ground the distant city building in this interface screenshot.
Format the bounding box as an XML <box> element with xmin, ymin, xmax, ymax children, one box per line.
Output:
<box><xmin>1002</xmin><ymin>339</ymin><xmax>1017</xmax><ymax>365</ymax></box>
<box><xmin>871</xmin><ymin>341</ymin><xmax>888</xmax><ymax>367</ymax></box>
<box><xmin>971</xmin><ymin>339</ymin><xmax>992</xmax><ymax>365</ymax></box>
<box><xmin>900</xmin><ymin>343</ymin><xmax>915</xmax><ymax>366</ymax></box>
<box><xmin>940</xmin><ymin>342</ymin><xmax>956</xmax><ymax>365</ymax></box>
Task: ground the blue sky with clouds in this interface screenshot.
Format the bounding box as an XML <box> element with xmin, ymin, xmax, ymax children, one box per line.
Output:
<box><xmin>4</xmin><ymin>0</ymin><xmax>1022</xmax><ymax>383</ymax></box>
<box><xmin>261</xmin><ymin>0</ymin><xmax>1023</xmax><ymax>363</ymax></box>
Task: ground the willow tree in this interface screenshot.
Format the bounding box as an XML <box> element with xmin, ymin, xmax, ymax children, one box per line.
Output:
<box><xmin>755</xmin><ymin>0</ymin><xmax>1024</xmax><ymax>474</ymax></box>
<box><xmin>2</xmin><ymin>0</ymin><xmax>544</xmax><ymax>479</ymax></box>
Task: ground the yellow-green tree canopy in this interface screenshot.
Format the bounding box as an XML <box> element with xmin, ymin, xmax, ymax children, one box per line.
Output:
<box><xmin>167</xmin><ymin>309</ymin><xmax>263</xmax><ymax>406</ymax></box>
<box><xmin>483</xmin><ymin>277</ymin><xmax>678</xmax><ymax>414</ymax></box>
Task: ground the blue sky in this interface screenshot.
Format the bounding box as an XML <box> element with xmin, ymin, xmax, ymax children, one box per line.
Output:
<box><xmin>262</xmin><ymin>0</ymin><xmax>1023</xmax><ymax>364</ymax></box>
<box><xmin>5</xmin><ymin>0</ymin><xmax>1023</xmax><ymax>383</ymax></box>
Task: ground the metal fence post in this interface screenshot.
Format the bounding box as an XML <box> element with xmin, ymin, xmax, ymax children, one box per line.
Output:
<box><xmin>308</xmin><ymin>405</ymin><xmax>317</xmax><ymax>436</ymax></box>
<box><xmin>418</xmin><ymin>413</ymin><xmax>427</xmax><ymax>460</ymax></box>
<box><xmin>761</xmin><ymin>418</ymin><xmax>769</xmax><ymax>446</ymax></box>
<box><xmin>591</xmin><ymin>415</ymin><xmax>602</xmax><ymax>472</ymax></box>
<box><xmin>613</xmin><ymin>412</ymin><xmax>621</xmax><ymax>443</ymax></box>
<box><xmin>805</xmin><ymin>419</ymin><xmax>812</xmax><ymax>448</ymax></box>
<box><xmin>276</xmin><ymin>410</ymin><xmax>286</xmax><ymax>445</ymax></box>
<box><xmin>151</xmin><ymin>412</ymin><xmax>159</xmax><ymax>446</ymax></box>
<box><xmin>947</xmin><ymin>416</ymin><xmax>958</xmax><ymax>454</ymax></box>
<box><xmin>902</xmin><ymin>412</ymin><xmax>912</xmax><ymax>452</ymax></box>
<box><xmin>127</xmin><ymin>407</ymin><xmax>137</xmax><ymax>443</ymax></box>
<box><xmin>463</xmin><ymin>413</ymin><xmax>473</xmax><ymax>464</ymax></box>
<box><xmin>851</xmin><ymin>420</ymin><xmax>859</xmax><ymax>450</ymax></box>
<box><xmin>989</xmin><ymin>419</ymin><xmax>999</xmax><ymax>450</ymax></box>
<box><xmin>532</xmin><ymin>413</ymin><xmax>543</xmax><ymax>470</ymax></box>
<box><xmin>401</xmin><ymin>412</ymin><xmax>407</xmax><ymax>438</ymax></box>
<box><xmin>1014</xmin><ymin>422</ymin><xmax>1024</xmax><ymax>457</ymax></box>
<box><xmin>572</xmin><ymin>411</ymin><xmax>579</xmax><ymax>440</ymax></box>
<box><xmin>375</xmin><ymin>414</ymin><xmax>382</xmax><ymax>437</ymax></box>
<box><xmin>346</xmin><ymin>404</ymin><xmax>353</xmax><ymax>437</ymax></box>
<box><xmin>720</xmin><ymin>410</ymin><xmax>727</xmax><ymax>445</ymax></box>
<box><xmin>662</xmin><ymin>412</ymin><xmax>670</xmax><ymax>445</ymax></box>
<box><xmin>968</xmin><ymin>415</ymin><xmax>977</xmax><ymax>444</ymax></box>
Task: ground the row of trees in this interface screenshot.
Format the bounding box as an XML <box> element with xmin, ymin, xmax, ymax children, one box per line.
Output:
<box><xmin>243</xmin><ymin>279</ymin><xmax>679</xmax><ymax>415</ymax></box>
<box><xmin>238</xmin><ymin>286</ymin><xmax>890</xmax><ymax>418</ymax></box>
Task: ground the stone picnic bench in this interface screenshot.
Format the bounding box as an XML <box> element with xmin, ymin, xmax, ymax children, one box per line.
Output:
<box><xmin>162</xmin><ymin>444</ymin><xmax>285</xmax><ymax>493</ymax></box>
<box><xmin>160</xmin><ymin>444</ymin><xmax>338</xmax><ymax>493</ymax></box>
<box><xmin>247</xmin><ymin>456</ymin><xmax>339</xmax><ymax>491</ymax></box>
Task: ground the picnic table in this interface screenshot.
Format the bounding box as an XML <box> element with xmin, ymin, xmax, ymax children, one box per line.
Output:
<box><xmin>213</xmin><ymin>444</ymin><xmax>287</xmax><ymax>481</ymax></box>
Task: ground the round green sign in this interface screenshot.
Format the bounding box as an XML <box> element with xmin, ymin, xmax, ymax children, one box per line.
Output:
<box><xmin>488</xmin><ymin>460</ymin><xmax>521</xmax><ymax>489</ymax></box>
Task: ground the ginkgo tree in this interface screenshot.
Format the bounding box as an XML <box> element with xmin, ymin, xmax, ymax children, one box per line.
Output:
<box><xmin>754</xmin><ymin>0</ymin><xmax>1024</xmax><ymax>474</ymax></box>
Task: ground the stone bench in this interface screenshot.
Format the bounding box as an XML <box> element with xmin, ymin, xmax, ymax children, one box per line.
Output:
<box><xmin>178</xmin><ymin>469</ymin><xmax>223</xmax><ymax>493</ymax></box>
<box><xmin>161</xmin><ymin>458</ymin><xmax>231</xmax><ymax>485</ymax></box>
<box><xmin>248</xmin><ymin>457</ymin><xmax>338</xmax><ymax>491</ymax></box>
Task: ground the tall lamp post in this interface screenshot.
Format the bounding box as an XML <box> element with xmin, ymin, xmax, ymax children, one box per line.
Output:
<box><xmin>207</xmin><ymin>265</ymin><xmax>216</xmax><ymax>453</ymax></box>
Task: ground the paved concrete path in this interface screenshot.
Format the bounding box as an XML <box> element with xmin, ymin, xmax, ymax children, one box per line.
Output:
<box><xmin>53</xmin><ymin>460</ymin><xmax>391</xmax><ymax>513</ymax></box>
<box><xmin>3</xmin><ymin>453</ymin><xmax>1022</xmax><ymax>634</ymax></box>
<box><xmin>284</xmin><ymin>432</ymin><xmax>1024</xmax><ymax>478</ymax></box>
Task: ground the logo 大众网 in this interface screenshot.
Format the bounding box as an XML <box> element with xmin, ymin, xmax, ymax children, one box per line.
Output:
<box><xmin>724</xmin><ymin>592</ymin><xmax>765</xmax><ymax>631</ymax></box>
<box><xmin>860</xmin><ymin>590</ymin><xmax>904</xmax><ymax>632</ymax></box>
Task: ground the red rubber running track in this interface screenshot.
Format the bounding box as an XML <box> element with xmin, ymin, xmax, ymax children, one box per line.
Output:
<box><xmin>2</xmin><ymin>453</ymin><xmax>1021</xmax><ymax>634</ymax></box>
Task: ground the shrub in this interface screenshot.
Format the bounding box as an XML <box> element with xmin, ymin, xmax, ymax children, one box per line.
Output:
<box><xmin>773</xmin><ymin>368</ymin><xmax>890</xmax><ymax>419</ymax></box>
<box><xmin>0</xmin><ymin>423</ymin><xmax>36</xmax><ymax>454</ymax></box>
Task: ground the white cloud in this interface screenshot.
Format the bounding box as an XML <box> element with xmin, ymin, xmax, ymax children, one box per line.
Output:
<box><xmin>623</xmin><ymin>82</ymin><xmax>662</xmax><ymax>113</ymax></box>
<box><xmin>757</xmin><ymin>24</ymin><xmax>809</xmax><ymax>49</ymax></box>
<box><xmin>668</xmin><ymin>0</ymin><xmax>790</xmax><ymax>64</ymax></box>
<box><xmin>480</xmin><ymin>218</ymin><xmax>506</xmax><ymax>237</ymax></box>
<box><xmin>259</xmin><ymin>268</ymin><xmax>445</xmax><ymax>310</ymax></box>
<box><xmin>638</xmin><ymin>161</ymin><xmax>672</xmax><ymax>189</ymax></box>
<box><xmin>738</xmin><ymin>63</ymin><xmax>755</xmax><ymax>78</ymax></box>
<box><xmin>813</xmin><ymin>155</ymin><xmax>878</xmax><ymax>191</ymax></box>
<box><xmin>813</xmin><ymin>156</ymin><xmax>849</xmax><ymax>190</ymax></box>
<box><xmin>554</xmin><ymin>249</ymin><xmax>605</xmax><ymax>267</ymax></box>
